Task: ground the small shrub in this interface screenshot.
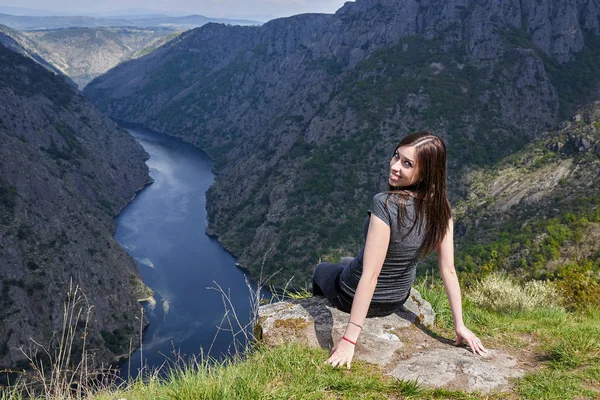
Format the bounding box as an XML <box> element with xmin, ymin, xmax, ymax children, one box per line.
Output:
<box><xmin>0</xmin><ymin>181</ymin><xmax>18</xmax><ymax>211</ymax></box>
<box><xmin>555</xmin><ymin>260</ymin><xmax>600</xmax><ymax>311</ymax></box>
<box><xmin>26</xmin><ymin>260</ymin><xmax>40</xmax><ymax>271</ymax></box>
<box><xmin>16</xmin><ymin>224</ymin><xmax>33</xmax><ymax>240</ymax></box>
<box><xmin>467</xmin><ymin>273</ymin><xmax>562</xmax><ymax>311</ymax></box>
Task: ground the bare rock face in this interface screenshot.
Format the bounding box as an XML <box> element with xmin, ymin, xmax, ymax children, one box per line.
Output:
<box><xmin>257</xmin><ymin>290</ymin><xmax>524</xmax><ymax>393</ymax></box>
<box><xmin>256</xmin><ymin>302</ymin><xmax>321</xmax><ymax>349</ymax></box>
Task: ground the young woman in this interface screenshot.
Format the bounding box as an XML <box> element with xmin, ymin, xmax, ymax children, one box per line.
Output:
<box><xmin>312</xmin><ymin>132</ymin><xmax>487</xmax><ymax>369</ymax></box>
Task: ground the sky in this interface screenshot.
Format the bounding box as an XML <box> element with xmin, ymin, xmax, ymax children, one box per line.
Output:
<box><xmin>0</xmin><ymin>0</ymin><xmax>353</xmax><ymax>22</ymax></box>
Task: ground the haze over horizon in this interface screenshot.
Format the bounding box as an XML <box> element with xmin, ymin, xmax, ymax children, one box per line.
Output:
<box><xmin>0</xmin><ymin>0</ymin><xmax>352</xmax><ymax>22</ymax></box>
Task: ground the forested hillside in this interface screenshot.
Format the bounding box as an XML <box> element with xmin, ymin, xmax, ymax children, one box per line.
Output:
<box><xmin>85</xmin><ymin>0</ymin><xmax>600</xmax><ymax>286</ymax></box>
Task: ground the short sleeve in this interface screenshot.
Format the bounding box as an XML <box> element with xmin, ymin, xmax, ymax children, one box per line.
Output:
<box><xmin>367</xmin><ymin>193</ymin><xmax>391</xmax><ymax>227</ymax></box>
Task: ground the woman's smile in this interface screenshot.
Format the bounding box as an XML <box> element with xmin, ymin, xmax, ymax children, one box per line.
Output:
<box><xmin>389</xmin><ymin>173</ymin><xmax>401</xmax><ymax>182</ymax></box>
<box><xmin>389</xmin><ymin>145</ymin><xmax>420</xmax><ymax>187</ymax></box>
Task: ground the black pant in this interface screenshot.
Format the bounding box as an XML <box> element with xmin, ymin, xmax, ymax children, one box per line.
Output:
<box><xmin>312</xmin><ymin>260</ymin><xmax>404</xmax><ymax>317</ymax></box>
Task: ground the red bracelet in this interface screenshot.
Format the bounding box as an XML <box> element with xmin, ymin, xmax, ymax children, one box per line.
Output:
<box><xmin>342</xmin><ymin>336</ymin><xmax>356</xmax><ymax>346</ymax></box>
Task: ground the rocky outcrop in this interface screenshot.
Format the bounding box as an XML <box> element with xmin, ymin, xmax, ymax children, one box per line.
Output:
<box><xmin>0</xmin><ymin>43</ymin><xmax>151</xmax><ymax>370</ymax></box>
<box><xmin>257</xmin><ymin>292</ymin><xmax>524</xmax><ymax>393</ymax></box>
<box><xmin>457</xmin><ymin>101</ymin><xmax>600</xmax><ymax>215</ymax></box>
<box><xmin>387</xmin><ymin>347</ymin><xmax>524</xmax><ymax>393</ymax></box>
<box><xmin>84</xmin><ymin>0</ymin><xmax>600</xmax><ymax>285</ymax></box>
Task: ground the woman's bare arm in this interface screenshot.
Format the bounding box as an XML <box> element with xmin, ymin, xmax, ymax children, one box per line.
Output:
<box><xmin>437</xmin><ymin>217</ymin><xmax>487</xmax><ymax>355</ymax></box>
<box><xmin>325</xmin><ymin>214</ymin><xmax>390</xmax><ymax>368</ymax></box>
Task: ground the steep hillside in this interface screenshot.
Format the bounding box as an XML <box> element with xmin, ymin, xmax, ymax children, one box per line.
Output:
<box><xmin>0</xmin><ymin>25</ymin><xmax>71</xmax><ymax>82</ymax></box>
<box><xmin>450</xmin><ymin>101</ymin><xmax>600</xmax><ymax>281</ymax></box>
<box><xmin>0</xmin><ymin>43</ymin><xmax>151</xmax><ymax>371</ymax></box>
<box><xmin>18</xmin><ymin>27</ymin><xmax>180</xmax><ymax>89</ymax></box>
<box><xmin>85</xmin><ymin>0</ymin><xmax>600</xmax><ymax>285</ymax></box>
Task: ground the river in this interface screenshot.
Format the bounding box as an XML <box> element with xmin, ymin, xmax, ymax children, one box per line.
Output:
<box><xmin>114</xmin><ymin>125</ymin><xmax>257</xmax><ymax>378</ymax></box>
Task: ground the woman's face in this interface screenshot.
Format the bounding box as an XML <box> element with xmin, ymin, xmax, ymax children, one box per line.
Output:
<box><xmin>389</xmin><ymin>145</ymin><xmax>421</xmax><ymax>187</ymax></box>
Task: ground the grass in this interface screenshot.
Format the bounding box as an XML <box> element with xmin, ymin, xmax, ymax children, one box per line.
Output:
<box><xmin>89</xmin><ymin>345</ymin><xmax>403</xmax><ymax>399</ymax></box>
<box><xmin>2</xmin><ymin>277</ymin><xmax>600</xmax><ymax>399</ymax></box>
<box><xmin>516</xmin><ymin>369</ymin><xmax>596</xmax><ymax>400</ymax></box>
<box><xmin>88</xmin><ymin>344</ymin><xmax>514</xmax><ymax>400</ymax></box>
<box><xmin>466</xmin><ymin>274</ymin><xmax>562</xmax><ymax>312</ymax></box>
<box><xmin>90</xmin><ymin>280</ymin><xmax>598</xmax><ymax>399</ymax></box>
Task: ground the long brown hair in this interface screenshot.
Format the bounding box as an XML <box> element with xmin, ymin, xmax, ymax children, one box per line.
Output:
<box><xmin>387</xmin><ymin>132</ymin><xmax>451</xmax><ymax>259</ymax></box>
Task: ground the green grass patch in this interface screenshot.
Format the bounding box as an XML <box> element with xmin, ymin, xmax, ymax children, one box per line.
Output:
<box><xmin>584</xmin><ymin>365</ymin><xmax>600</xmax><ymax>384</ymax></box>
<box><xmin>91</xmin><ymin>344</ymin><xmax>430</xmax><ymax>400</ymax></box>
<box><xmin>86</xmin><ymin>342</ymin><xmax>520</xmax><ymax>399</ymax></box>
<box><xmin>3</xmin><ymin>286</ymin><xmax>600</xmax><ymax>399</ymax></box>
<box><xmin>546</xmin><ymin>328</ymin><xmax>600</xmax><ymax>370</ymax></box>
<box><xmin>516</xmin><ymin>369</ymin><xmax>598</xmax><ymax>400</ymax></box>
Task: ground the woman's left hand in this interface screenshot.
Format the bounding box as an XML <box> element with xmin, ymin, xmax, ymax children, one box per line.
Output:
<box><xmin>455</xmin><ymin>325</ymin><xmax>487</xmax><ymax>355</ymax></box>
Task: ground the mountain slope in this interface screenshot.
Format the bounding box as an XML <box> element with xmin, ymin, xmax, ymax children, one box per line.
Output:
<box><xmin>85</xmin><ymin>0</ymin><xmax>600</xmax><ymax>285</ymax></box>
<box><xmin>451</xmin><ymin>101</ymin><xmax>600</xmax><ymax>280</ymax></box>
<box><xmin>0</xmin><ymin>43</ymin><xmax>151</xmax><ymax>370</ymax></box>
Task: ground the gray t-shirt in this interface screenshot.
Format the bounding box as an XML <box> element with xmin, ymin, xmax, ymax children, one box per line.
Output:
<box><xmin>339</xmin><ymin>192</ymin><xmax>425</xmax><ymax>305</ymax></box>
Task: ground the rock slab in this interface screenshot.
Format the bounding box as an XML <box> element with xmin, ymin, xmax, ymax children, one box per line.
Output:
<box><xmin>257</xmin><ymin>289</ymin><xmax>525</xmax><ymax>394</ymax></box>
<box><xmin>388</xmin><ymin>348</ymin><xmax>524</xmax><ymax>393</ymax></box>
<box><xmin>258</xmin><ymin>288</ymin><xmax>434</xmax><ymax>366</ymax></box>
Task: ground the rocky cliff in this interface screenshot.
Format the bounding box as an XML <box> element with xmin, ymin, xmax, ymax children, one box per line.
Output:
<box><xmin>0</xmin><ymin>43</ymin><xmax>151</xmax><ymax>371</ymax></box>
<box><xmin>84</xmin><ymin>0</ymin><xmax>600</xmax><ymax>286</ymax></box>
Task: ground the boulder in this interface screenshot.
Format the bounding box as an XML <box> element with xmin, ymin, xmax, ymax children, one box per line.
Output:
<box><xmin>257</xmin><ymin>288</ymin><xmax>525</xmax><ymax>394</ymax></box>
<box><xmin>257</xmin><ymin>288</ymin><xmax>434</xmax><ymax>365</ymax></box>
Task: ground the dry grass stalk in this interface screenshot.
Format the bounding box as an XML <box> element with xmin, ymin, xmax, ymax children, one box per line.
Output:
<box><xmin>2</xmin><ymin>280</ymin><xmax>124</xmax><ymax>399</ymax></box>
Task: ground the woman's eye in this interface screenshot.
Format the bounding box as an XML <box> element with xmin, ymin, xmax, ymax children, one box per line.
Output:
<box><xmin>404</xmin><ymin>161</ymin><xmax>412</xmax><ymax>167</ymax></box>
<box><xmin>393</xmin><ymin>152</ymin><xmax>400</xmax><ymax>159</ymax></box>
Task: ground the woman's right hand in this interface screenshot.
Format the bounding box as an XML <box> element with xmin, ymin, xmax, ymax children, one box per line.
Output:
<box><xmin>325</xmin><ymin>339</ymin><xmax>355</xmax><ymax>369</ymax></box>
<box><xmin>455</xmin><ymin>324</ymin><xmax>487</xmax><ymax>355</ymax></box>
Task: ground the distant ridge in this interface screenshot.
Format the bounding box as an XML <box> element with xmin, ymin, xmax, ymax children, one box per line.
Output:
<box><xmin>0</xmin><ymin>6</ymin><xmax>71</xmax><ymax>17</ymax></box>
<box><xmin>0</xmin><ymin>12</ymin><xmax>262</xmax><ymax>30</ymax></box>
